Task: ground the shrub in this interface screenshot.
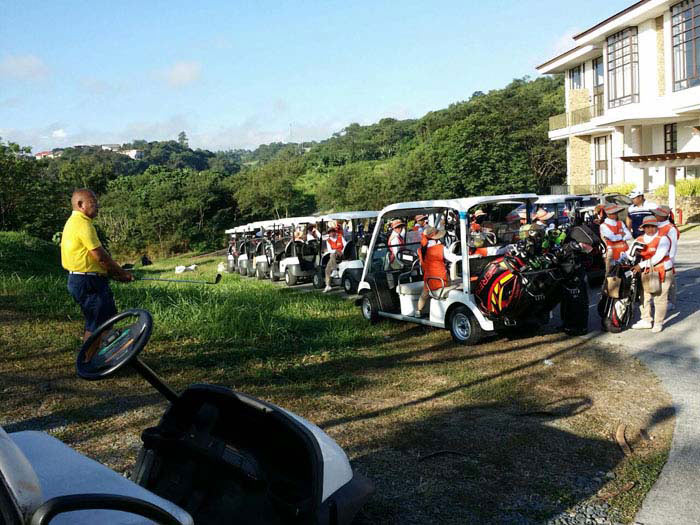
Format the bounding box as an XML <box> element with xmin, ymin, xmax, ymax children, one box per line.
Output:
<box><xmin>654</xmin><ymin>179</ymin><xmax>700</xmax><ymax>198</ymax></box>
<box><xmin>603</xmin><ymin>183</ymin><xmax>636</xmax><ymax>195</ymax></box>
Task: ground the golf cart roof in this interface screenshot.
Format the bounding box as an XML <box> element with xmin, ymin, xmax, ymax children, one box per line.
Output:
<box><xmin>320</xmin><ymin>210</ymin><xmax>378</xmax><ymax>221</ymax></box>
<box><xmin>288</xmin><ymin>216</ymin><xmax>320</xmax><ymax>225</ymax></box>
<box><xmin>225</xmin><ymin>225</ymin><xmax>251</xmax><ymax>234</ymax></box>
<box><xmin>379</xmin><ymin>194</ymin><xmax>538</xmax><ymax>216</ymax></box>
<box><xmin>535</xmin><ymin>194</ymin><xmax>584</xmax><ymax>204</ymax></box>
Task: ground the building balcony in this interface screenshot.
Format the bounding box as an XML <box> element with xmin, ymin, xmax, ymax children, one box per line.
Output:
<box><xmin>549</xmin><ymin>103</ymin><xmax>605</xmax><ymax>132</ymax></box>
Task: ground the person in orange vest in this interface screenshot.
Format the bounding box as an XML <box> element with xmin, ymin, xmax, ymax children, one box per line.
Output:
<box><xmin>414</xmin><ymin>226</ymin><xmax>461</xmax><ymax>317</ymax></box>
<box><xmin>387</xmin><ymin>219</ymin><xmax>406</xmax><ymax>269</ymax></box>
<box><xmin>631</xmin><ymin>216</ymin><xmax>674</xmax><ymax>333</ymax></box>
<box><xmin>471</xmin><ymin>209</ymin><xmax>487</xmax><ymax>232</ymax></box>
<box><xmin>599</xmin><ymin>204</ymin><xmax>632</xmax><ymax>273</ymax></box>
<box><xmin>323</xmin><ymin>226</ymin><xmax>346</xmax><ymax>292</ymax></box>
<box><xmin>413</xmin><ymin>215</ymin><xmax>428</xmax><ymax>233</ymax></box>
<box><xmin>652</xmin><ymin>205</ymin><xmax>679</xmax><ymax>310</ymax></box>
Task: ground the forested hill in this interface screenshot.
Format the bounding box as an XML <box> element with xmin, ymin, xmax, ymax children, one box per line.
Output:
<box><xmin>0</xmin><ymin>75</ymin><xmax>564</xmax><ymax>255</ymax></box>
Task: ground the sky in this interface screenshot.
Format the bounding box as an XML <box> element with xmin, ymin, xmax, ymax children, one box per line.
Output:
<box><xmin>0</xmin><ymin>0</ymin><xmax>633</xmax><ymax>153</ymax></box>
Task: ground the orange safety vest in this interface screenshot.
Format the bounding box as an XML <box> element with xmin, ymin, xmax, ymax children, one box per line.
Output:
<box><xmin>388</xmin><ymin>232</ymin><xmax>405</xmax><ymax>262</ymax></box>
<box><xmin>328</xmin><ymin>235</ymin><xmax>344</xmax><ymax>254</ymax></box>
<box><xmin>637</xmin><ymin>234</ymin><xmax>671</xmax><ymax>282</ymax></box>
<box><xmin>603</xmin><ymin>220</ymin><xmax>629</xmax><ymax>260</ymax></box>
<box><xmin>470</xmin><ymin>222</ymin><xmax>481</xmax><ymax>232</ymax></box>
<box><xmin>658</xmin><ymin>222</ymin><xmax>680</xmax><ymax>241</ymax></box>
<box><xmin>418</xmin><ymin>237</ymin><xmax>448</xmax><ymax>291</ymax></box>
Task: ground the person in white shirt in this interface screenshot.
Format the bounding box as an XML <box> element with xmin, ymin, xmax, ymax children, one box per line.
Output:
<box><xmin>306</xmin><ymin>222</ymin><xmax>321</xmax><ymax>242</ymax></box>
<box><xmin>626</xmin><ymin>190</ymin><xmax>658</xmax><ymax>238</ymax></box>
<box><xmin>387</xmin><ymin>219</ymin><xmax>406</xmax><ymax>270</ymax></box>
<box><xmin>631</xmin><ymin>216</ymin><xmax>674</xmax><ymax>333</ymax></box>
<box><xmin>652</xmin><ymin>205</ymin><xmax>679</xmax><ymax>310</ymax></box>
<box><xmin>599</xmin><ymin>204</ymin><xmax>633</xmax><ymax>273</ymax></box>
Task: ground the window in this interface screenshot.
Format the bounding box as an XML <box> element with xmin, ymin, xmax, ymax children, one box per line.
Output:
<box><xmin>665</xmin><ymin>123</ymin><xmax>678</xmax><ymax>153</ymax></box>
<box><xmin>672</xmin><ymin>0</ymin><xmax>700</xmax><ymax>91</ymax></box>
<box><xmin>594</xmin><ymin>135</ymin><xmax>612</xmax><ymax>185</ymax></box>
<box><xmin>569</xmin><ymin>65</ymin><xmax>583</xmax><ymax>89</ymax></box>
<box><xmin>593</xmin><ymin>56</ymin><xmax>604</xmax><ymax>116</ymax></box>
<box><xmin>607</xmin><ymin>27</ymin><xmax>639</xmax><ymax>107</ymax></box>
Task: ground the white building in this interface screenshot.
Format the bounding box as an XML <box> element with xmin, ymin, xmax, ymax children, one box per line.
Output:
<box><xmin>537</xmin><ymin>0</ymin><xmax>700</xmax><ymax>212</ymax></box>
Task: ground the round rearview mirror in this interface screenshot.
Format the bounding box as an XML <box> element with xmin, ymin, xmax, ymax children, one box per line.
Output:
<box><xmin>77</xmin><ymin>309</ymin><xmax>153</xmax><ymax>381</ymax></box>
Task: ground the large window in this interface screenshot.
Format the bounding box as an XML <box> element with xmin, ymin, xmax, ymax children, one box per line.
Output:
<box><xmin>569</xmin><ymin>65</ymin><xmax>584</xmax><ymax>89</ymax></box>
<box><xmin>594</xmin><ymin>135</ymin><xmax>612</xmax><ymax>185</ymax></box>
<box><xmin>672</xmin><ymin>0</ymin><xmax>700</xmax><ymax>91</ymax></box>
<box><xmin>607</xmin><ymin>28</ymin><xmax>639</xmax><ymax>107</ymax></box>
<box><xmin>593</xmin><ymin>56</ymin><xmax>605</xmax><ymax>116</ymax></box>
<box><xmin>665</xmin><ymin>123</ymin><xmax>678</xmax><ymax>153</ymax></box>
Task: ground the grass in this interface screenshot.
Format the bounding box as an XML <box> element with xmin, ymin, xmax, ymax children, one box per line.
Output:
<box><xmin>0</xmin><ymin>232</ymin><xmax>675</xmax><ymax>524</ymax></box>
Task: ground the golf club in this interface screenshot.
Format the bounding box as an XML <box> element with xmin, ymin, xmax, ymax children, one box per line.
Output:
<box><xmin>134</xmin><ymin>273</ymin><xmax>222</xmax><ymax>285</ymax></box>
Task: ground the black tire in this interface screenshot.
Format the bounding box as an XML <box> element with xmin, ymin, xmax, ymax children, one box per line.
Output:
<box><xmin>342</xmin><ymin>274</ymin><xmax>356</xmax><ymax>294</ymax></box>
<box><xmin>312</xmin><ymin>271</ymin><xmax>324</xmax><ymax>289</ymax></box>
<box><xmin>448</xmin><ymin>305</ymin><xmax>483</xmax><ymax>345</ymax></box>
<box><xmin>239</xmin><ymin>265</ymin><xmax>247</xmax><ymax>277</ymax></box>
<box><xmin>361</xmin><ymin>292</ymin><xmax>380</xmax><ymax>324</ymax></box>
<box><xmin>271</xmin><ymin>271</ymin><xmax>279</xmax><ymax>282</ymax></box>
<box><xmin>256</xmin><ymin>267</ymin><xmax>265</xmax><ymax>280</ymax></box>
<box><xmin>285</xmin><ymin>269</ymin><xmax>297</xmax><ymax>286</ymax></box>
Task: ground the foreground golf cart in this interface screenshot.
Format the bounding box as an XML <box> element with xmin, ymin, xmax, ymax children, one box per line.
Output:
<box><xmin>279</xmin><ymin>217</ymin><xmax>322</xmax><ymax>286</ymax></box>
<box><xmin>357</xmin><ymin>194</ymin><xmax>591</xmax><ymax>344</ymax></box>
<box><xmin>311</xmin><ymin>211</ymin><xmax>377</xmax><ymax>294</ymax></box>
<box><xmin>0</xmin><ymin>310</ymin><xmax>372</xmax><ymax>524</ymax></box>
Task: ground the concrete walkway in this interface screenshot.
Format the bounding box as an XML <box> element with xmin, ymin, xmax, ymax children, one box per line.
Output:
<box><xmin>590</xmin><ymin>240</ymin><xmax>700</xmax><ymax>525</ymax></box>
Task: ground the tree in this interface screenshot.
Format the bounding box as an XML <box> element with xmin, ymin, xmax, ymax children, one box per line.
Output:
<box><xmin>178</xmin><ymin>131</ymin><xmax>188</xmax><ymax>147</ymax></box>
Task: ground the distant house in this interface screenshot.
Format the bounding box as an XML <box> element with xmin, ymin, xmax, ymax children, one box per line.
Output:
<box><xmin>537</xmin><ymin>0</ymin><xmax>700</xmax><ymax>211</ymax></box>
<box><xmin>122</xmin><ymin>149</ymin><xmax>144</xmax><ymax>160</ymax></box>
<box><xmin>35</xmin><ymin>151</ymin><xmax>52</xmax><ymax>159</ymax></box>
<box><xmin>101</xmin><ymin>144</ymin><xmax>121</xmax><ymax>151</ymax></box>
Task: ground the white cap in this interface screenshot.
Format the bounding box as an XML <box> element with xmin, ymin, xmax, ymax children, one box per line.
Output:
<box><xmin>628</xmin><ymin>189</ymin><xmax>643</xmax><ymax>198</ymax></box>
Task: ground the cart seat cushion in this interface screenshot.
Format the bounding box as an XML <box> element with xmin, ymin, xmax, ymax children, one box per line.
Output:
<box><xmin>9</xmin><ymin>431</ymin><xmax>193</xmax><ymax>525</ymax></box>
<box><xmin>0</xmin><ymin>426</ymin><xmax>43</xmax><ymax>522</ymax></box>
<box><xmin>434</xmin><ymin>280</ymin><xmax>463</xmax><ymax>299</ymax></box>
<box><xmin>397</xmin><ymin>281</ymin><xmax>424</xmax><ymax>295</ymax></box>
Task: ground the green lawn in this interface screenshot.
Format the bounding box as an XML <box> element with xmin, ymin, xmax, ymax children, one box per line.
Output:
<box><xmin>0</xmin><ymin>232</ymin><xmax>674</xmax><ymax>524</ymax></box>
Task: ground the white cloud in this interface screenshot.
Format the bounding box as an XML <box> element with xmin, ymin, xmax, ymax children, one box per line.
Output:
<box><xmin>0</xmin><ymin>54</ymin><xmax>49</xmax><ymax>81</ymax></box>
<box><xmin>162</xmin><ymin>61</ymin><xmax>201</xmax><ymax>88</ymax></box>
<box><xmin>51</xmin><ymin>128</ymin><xmax>67</xmax><ymax>139</ymax></box>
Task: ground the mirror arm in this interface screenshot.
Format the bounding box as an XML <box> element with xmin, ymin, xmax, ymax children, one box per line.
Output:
<box><xmin>131</xmin><ymin>358</ymin><xmax>179</xmax><ymax>403</ymax></box>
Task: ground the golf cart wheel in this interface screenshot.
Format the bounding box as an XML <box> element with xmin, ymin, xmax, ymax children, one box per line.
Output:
<box><xmin>312</xmin><ymin>271</ymin><xmax>324</xmax><ymax>289</ymax></box>
<box><xmin>285</xmin><ymin>269</ymin><xmax>297</xmax><ymax>286</ymax></box>
<box><xmin>256</xmin><ymin>268</ymin><xmax>264</xmax><ymax>280</ymax></box>
<box><xmin>240</xmin><ymin>266</ymin><xmax>247</xmax><ymax>277</ymax></box>
<box><xmin>270</xmin><ymin>271</ymin><xmax>279</xmax><ymax>282</ymax></box>
<box><xmin>449</xmin><ymin>305</ymin><xmax>483</xmax><ymax>345</ymax></box>
<box><xmin>361</xmin><ymin>293</ymin><xmax>379</xmax><ymax>324</ymax></box>
<box><xmin>342</xmin><ymin>274</ymin><xmax>356</xmax><ymax>294</ymax></box>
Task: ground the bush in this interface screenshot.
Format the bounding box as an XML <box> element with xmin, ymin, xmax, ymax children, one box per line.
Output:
<box><xmin>603</xmin><ymin>183</ymin><xmax>636</xmax><ymax>195</ymax></box>
<box><xmin>654</xmin><ymin>179</ymin><xmax>700</xmax><ymax>198</ymax></box>
<box><xmin>0</xmin><ymin>231</ymin><xmax>62</xmax><ymax>276</ymax></box>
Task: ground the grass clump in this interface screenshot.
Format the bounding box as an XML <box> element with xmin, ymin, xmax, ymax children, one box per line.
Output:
<box><xmin>0</xmin><ymin>231</ymin><xmax>62</xmax><ymax>276</ymax></box>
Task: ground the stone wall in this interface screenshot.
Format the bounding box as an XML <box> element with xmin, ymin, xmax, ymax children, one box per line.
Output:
<box><xmin>656</xmin><ymin>16</ymin><xmax>665</xmax><ymax>97</ymax></box>
<box><xmin>568</xmin><ymin>135</ymin><xmax>592</xmax><ymax>187</ymax></box>
<box><xmin>652</xmin><ymin>194</ymin><xmax>700</xmax><ymax>223</ymax></box>
<box><xmin>568</xmin><ymin>88</ymin><xmax>591</xmax><ymax>112</ymax></box>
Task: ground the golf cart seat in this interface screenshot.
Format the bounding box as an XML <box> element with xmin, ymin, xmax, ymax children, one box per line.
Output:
<box><xmin>0</xmin><ymin>425</ymin><xmax>193</xmax><ymax>525</ymax></box>
<box><xmin>397</xmin><ymin>281</ymin><xmax>424</xmax><ymax>295</ymax></box>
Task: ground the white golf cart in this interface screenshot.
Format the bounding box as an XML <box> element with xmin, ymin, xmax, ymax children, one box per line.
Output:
<box><xmin>311</xmin><ymin>211</ymin><xmax>377</xmax><ymax>294</ymax></box>
<box><xmin>264</xmin><ymin>217</ymin><xmax>297</xmax><ymax>282</ymax></box>
<box><xmin>224</xmin><ymin>225</ymin><xmax>249</xmax><ymax>273</ymax></box>
<box><xmin>357</xmin><ymin>194</ymin><xmax>539</xmax><ymax>345</ymax></box>
<box><xmin>237</xmin><ymin>223</ymin><xmax>264</xmax><ymax>277</ymax></box>
<box><xmin>278</xmin><ymin>217</ymin><xmax>322</xmax><ymax>286</ymax></box>
<box><xmin>251</xmin><ymin>220</ymin><xmax>285</xmax><ymax>280</ymax></box>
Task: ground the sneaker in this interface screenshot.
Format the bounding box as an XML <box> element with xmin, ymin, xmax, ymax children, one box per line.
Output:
<box><xmin>412</xmin><ymin>310</ymin><xmax>422</xmax><ymax>318</ymax></box>
<box><xmin>323</xmin><ymin>286</ymin><xmax>332</xmax><ymax>293</ymax></box>
<box><xmin>632</xmin><ymin>320</ymin><xmax>653</xmax><ymax>330</ymax></box>
<box><xmin>651</xmin><ymin>324</ymin><xmax>663</xmax><ymax>333</ymax></box>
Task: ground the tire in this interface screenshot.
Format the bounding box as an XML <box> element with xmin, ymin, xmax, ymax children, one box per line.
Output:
<box><xmin>239</xmin><ymin>265</ymin><xmax>247</xmax><ymax>277</ymax></box>
<box><xmin>361</xmin><ymin>293</ymin><xmax>380</xmax><ymax>324</ymax></box>
<box><xmin>312</xmin><ymin>271</ymin><xmax>324</xmax><ymax>289</ymax></box>
<box><xmin>271</xmin><ymin>271</ymin><xmax>279</xmax><ymax>282</ymax></box>
<box><xmin>256</xmin><ymin>267</ymin><xmax>265</xmax><ymax>280</ymax></box>
<box><xmin>285</xmin><ymin>269</ymin><xmax>297</xmax><ymax>286</ymax></box>
<box><xmin>342</xmin><ymin>274</ymin><xmax>356</xmax><ymax>294</ymax></box>
<box><xmin>448</xmin><ymin>305</ymin><xmax>483</xmax><ymax>345</ymax></box>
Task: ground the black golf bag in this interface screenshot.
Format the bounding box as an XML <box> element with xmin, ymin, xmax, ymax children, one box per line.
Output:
<box><xmin>598</xmin><ymin>262</ymin><xmax>640</xmax><ymax>333</ymax></box>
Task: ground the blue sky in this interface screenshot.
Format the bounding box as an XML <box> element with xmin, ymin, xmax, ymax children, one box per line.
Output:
<box><xmin>0</xmin><ymin>0</ymin><xmax>631</xmax><ymax>152</ymax></box>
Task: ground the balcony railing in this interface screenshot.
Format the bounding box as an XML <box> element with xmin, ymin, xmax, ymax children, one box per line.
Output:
<box><xmin>549</xmin><ymin>103</ymin><xmax>604</xmax><ymax>131</ymax></box>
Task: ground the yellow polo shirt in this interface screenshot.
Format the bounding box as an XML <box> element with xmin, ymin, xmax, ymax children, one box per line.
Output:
<box><xmin>60</xmin><ymin>211</ymin><xmax>105</xmax><ymax>274</ymax></box>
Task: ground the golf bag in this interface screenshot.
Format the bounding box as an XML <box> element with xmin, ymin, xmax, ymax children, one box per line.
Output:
<box><xmin>560</xmin><ymin>267</ymin><xmax>589</xmax><ymax>335</ymax></box>
<box><xmin>474</xmin><ymin>256</ymin><xmax>527</xmax><ymax>319</ymax></box>
<box><xmin>598</xmin><ymin>263</ymin><xmax>639</xmax><ymax>333</ymax></box>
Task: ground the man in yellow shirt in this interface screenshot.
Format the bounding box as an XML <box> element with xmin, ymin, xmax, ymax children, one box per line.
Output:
<box><xmin>61</xmin><ymin>189</ymin><xmax>133</xmax><ymax>345</ymax></box>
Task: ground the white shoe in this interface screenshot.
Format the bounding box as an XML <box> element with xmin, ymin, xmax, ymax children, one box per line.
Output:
<box><xmin>632</xmin><ymin>320</ymin><xmax>652</xmax><ymax>330</ymax></box>
<box><xmin>412</xmin><ymin>310</ymin><xmax>422</xmax><ymax>318</ymax></box>
<box><xmin>323</xmin><ymin>286</ymin><xmax>332</xmax><ymax>293</ymax></box>
<box><xmin>651</xmin><ymin>324</ymin><xmax>663</xmax><ymax>333</ymax></box>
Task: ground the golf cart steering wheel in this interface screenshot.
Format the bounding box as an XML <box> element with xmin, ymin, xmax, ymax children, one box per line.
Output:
<box><xmin>395</xmin><ymin>247</ymin><xmax>417</xmax><ymax>268</ymax></box>
<box><xmin>77</xmin><ymin>309</ymin><xmax>153</xmax><ymax>380</ymax></box>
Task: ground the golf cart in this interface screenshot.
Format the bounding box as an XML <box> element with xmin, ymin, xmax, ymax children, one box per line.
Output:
<box><xmin>0</xmin><ymin>310</ymin><xmax>372</xmax><ymax>524</ymax></box>
<box><xmin>224</xmin><ymin>225</ymin><xmax>249</xmax><ymax>273</ymax></box>
<box><xmin>251</xmin><ymin>220</ymin><xmax>284</xmax><ymax>280</ymax></box>
<box><xmin>311</xmin><ymin>211</ymin><xmax>377</xmax><ymax>294</ymax></box>
<box><xmin>237</xmin><ymin>223</ymin><xmax>263</xmax><ymax>277</ymax></box>
<box><xmin>278</xmin><ymin>217</ymin><xmax>322</xmax><ymax>286</ymax></box>
<box><xmin>263</xmin><ymin>218</ymin><xmax>297</xmax><ymax>282</ymax></box>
